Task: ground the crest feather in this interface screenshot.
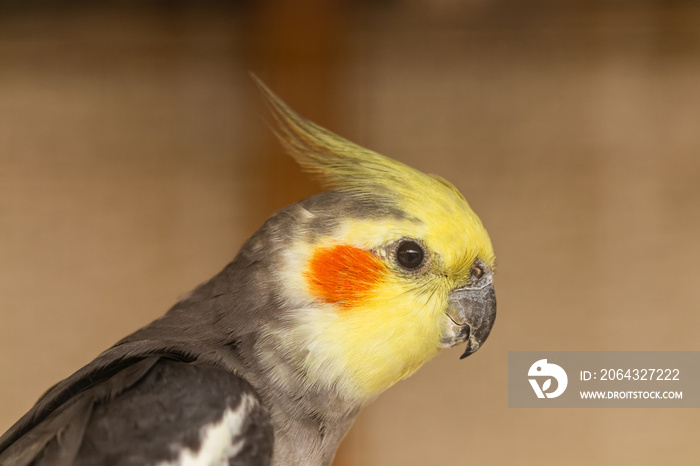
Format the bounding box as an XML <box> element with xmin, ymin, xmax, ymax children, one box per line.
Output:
<box><xmin>253</xmin><ymin>76</ymin><xmax>430</xmax><ymax>197</ymax></box>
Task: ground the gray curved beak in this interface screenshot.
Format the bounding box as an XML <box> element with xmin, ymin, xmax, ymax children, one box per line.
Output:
<box><xmin>440</xmin><ymin>276</ymin><xmax>497</xmax><ymax>359</ymax></box>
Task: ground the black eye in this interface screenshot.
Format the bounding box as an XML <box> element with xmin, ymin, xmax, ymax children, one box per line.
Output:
<box><xmin>396</xmin><ymin>240</ymin><xmax>425</xmax><ymax>270</ymax></box>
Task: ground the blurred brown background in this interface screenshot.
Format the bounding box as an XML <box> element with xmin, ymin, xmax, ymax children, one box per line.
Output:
<box><xmin>1</xmin><ymin>1</ymin><xmax>699</xmax><ymax>464</ymax></box>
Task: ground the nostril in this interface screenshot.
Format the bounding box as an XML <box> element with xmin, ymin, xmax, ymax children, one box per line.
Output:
<box><xmin>471</xmin><ymin>264</ymin><xmax>484</xmax><ymax>280</ymax></box>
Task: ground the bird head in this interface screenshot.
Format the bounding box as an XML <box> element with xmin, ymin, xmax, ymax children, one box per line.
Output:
<box><xmin>253</xmin><ymin>80</ymin><xmax>496</xmax><ymax>402</ymax></box>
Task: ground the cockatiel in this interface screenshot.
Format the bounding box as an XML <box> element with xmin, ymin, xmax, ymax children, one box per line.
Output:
<box><xmin>0</xmin><ymin>80</ymin><xmax>496</xmax><ymax>466</ymax></box>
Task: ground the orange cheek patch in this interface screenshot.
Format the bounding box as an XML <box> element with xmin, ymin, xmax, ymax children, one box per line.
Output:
<box><xmin>305</xmin><ymin>244</ymin><xmax>386</xmax><ymax>309</ymax></box>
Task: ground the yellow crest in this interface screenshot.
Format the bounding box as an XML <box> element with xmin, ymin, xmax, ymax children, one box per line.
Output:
<box><xmin>254</xmin><ymin>77</ymin><xmax>495</xmax><ymax>275</ymax></box>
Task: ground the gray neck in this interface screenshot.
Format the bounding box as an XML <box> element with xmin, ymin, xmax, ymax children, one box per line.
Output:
<box><xmin>144</xmin><ymin>199</ymin><xmax>367</xmax><ymax>465</ymax></box>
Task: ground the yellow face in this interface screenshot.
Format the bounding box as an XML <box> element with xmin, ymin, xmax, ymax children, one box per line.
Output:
<box><xmin>272</xmin><ymin>183</ymin><xmax>494</xmax><ymax>401</ymax></box>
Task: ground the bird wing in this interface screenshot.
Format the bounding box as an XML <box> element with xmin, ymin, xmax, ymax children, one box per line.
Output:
<box><xmin>0</xmin><ymin>357</ymin><xmax>273</xmax><ymax>466</ymax></box>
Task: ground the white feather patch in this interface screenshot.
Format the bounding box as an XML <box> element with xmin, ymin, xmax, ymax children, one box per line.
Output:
<box><xmin>159</xmin><ymin>393</ymin><xmax>256</xmax><ymax>466</ymax></box>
